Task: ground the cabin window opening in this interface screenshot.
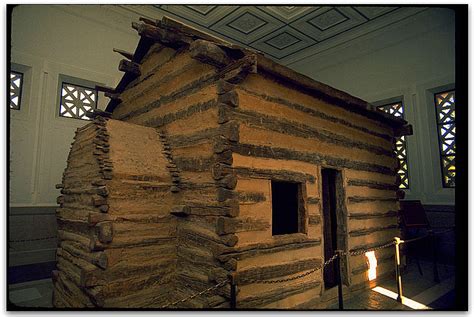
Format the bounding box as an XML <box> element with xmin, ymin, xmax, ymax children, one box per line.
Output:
<box><xmin>271</xmin><ymin>181</ymin><xmax>303</xmax><ymax>236</ymax></box>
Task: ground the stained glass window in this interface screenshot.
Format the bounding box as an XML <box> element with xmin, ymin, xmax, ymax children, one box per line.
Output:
<box><xmin>59</xmin><ymin>83</ymin><xmax>97</xmax><ymax>120</ymax></box>
<box><xmin>10</xmin><ymin>71</ymin><xmax>23</xmax><ymax>110</ymax></box>
<box><xmin>378</xmin><ymin>102</ymin><xmax>409</xmax><ymax>189</ymax></box>
<box><xmin>434</xmin><ymin>90</ymin><xmax>455</xmax><ymax>188</ymax></box>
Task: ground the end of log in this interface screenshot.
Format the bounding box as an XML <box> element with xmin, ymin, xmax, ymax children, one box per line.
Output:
<box><xmin>221</xmin><ymin>234</ymin><xmax>238</xmax><ymax>247</ymax></box>
<box><xmin>97</xmin><ymin>222</ymin><xmax>114</xmax><ymax>244</ymax></box>
<box><xmin>170</xmin><ymin>185</ymin><xmax>180</xmax><ymax>193</ymax></box>
<box><xmin>104</xmin><ymin>92</ymin><xmax>122</xmax><ymax>103</ymax></box>
<box><xmin>52</xmin><ymin>270</ymin><xmax>59</xmax><ymax>283</ymax></box>
<box><xmin>95</xmin><ymin>85</ymin><xmax>116</xmax><ymax>94</ymax></box>
<box><xmin>394</xmin><ymin>124</ymin><xmax>413</xmax><ymax>137</ymax></box>
<box><xmin>217</xmin><ymin>80</ymin><xmax>235</xmax><ymax>95</ymax></box>
<box><xmin>119</xmin><ymin>59</ymin><xmax>141</xmax><ymax>76</ymax></box>
<box><xmin>396</xmin><ymin>189</ymin><xmax>406</xmax><ymax>199</ymax></box>
<box><xmin>219</xmin><ymin>174</ymin><xmax>237</xmax><ymax>190</ymax></box>
<box><xmin>189</xmin><ymin>39</ymin><xmax>232</xmax><ymax>68</ymax></box>
<box><xmin>217</xmin><ymin>187</ymin><xmax>235</xmax><ymax>203</ymax></box>
<box><xmin>55</xmin><ymin>183</ymin><xmax>64</xmax><ymax>189</ymax></box>
<box><xmin>217</xmin><ymin>90</ymin><xmax>239</xmax><ymax>108</ymax></box>
<box><xmin>223</xmin><ymin>258</ymin><xmax>237</xmax><ymax>271</ymax></box>
<box><xmin>112</xmin><ymin>48</ymin><xmax>134</xmax><ymax>60</ymax></box>
<box><xmin>139</xmin><ymin>16</ymin><xmax>158</xmax><ymax>26</ymax></box>
<box><xmin>88</xmin><ymin>212</ymin><xmax>111</xmax><ymax>225</ymax></box>
<box><xmin>170</xmin><ymin>205</ymin><xmax>190</xmax><ymax>217</ymax></box>
<box><xmin>85</xmin><ymin>109</ymin><xmax>113</xmax><ymax>119</ymax></box>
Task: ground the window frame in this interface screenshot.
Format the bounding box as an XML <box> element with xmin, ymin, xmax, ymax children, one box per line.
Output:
<box><xmin>434</xmin><ymin>89</ymin><xmax>456</xmax><ymax>188</ymax></box>
<box><xmin>9</xmin><ymin>71</ymin><xmax>24</xmax><ymax>111</ymax></box>
<box><xmin>375</xmin><ymin>98</ymin><xmax>410</xmax><ymax>189</ymax></box>
<box><xmin>270</xmin><ymin>180</ymin><xmax>306</xmax><ymax>236</ymax></box>
<box><xmin>57</xmin><ymin>74</ymin><xmax>99</xmax><ymax>121</ymax></box>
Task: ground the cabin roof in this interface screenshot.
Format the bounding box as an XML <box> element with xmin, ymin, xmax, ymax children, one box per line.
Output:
<box><xmin>104</xmin><ymin>16</ymin><xmax>411</xmax><ymax>135</ymax></box>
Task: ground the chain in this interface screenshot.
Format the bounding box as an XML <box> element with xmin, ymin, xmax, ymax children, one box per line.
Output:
<box><xmin>160</xmin><ymin>279</ymin><xmax>228</xmax><ymax>308</ymax></box>
<box><xmin>9</xmin><ymin>236</ymin><xmax>57</xmax><ymax>243</ymax></box>
<box><xmin>346</xmin><ymin>240</ymin><xmax>396</xmax><ymax>256</ymax></box>
<box><xmin>244</xmin><ymin>252</ymin><xmax>339</xmax><ymax>284</ymax></box>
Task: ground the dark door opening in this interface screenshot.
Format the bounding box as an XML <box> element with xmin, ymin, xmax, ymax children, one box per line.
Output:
<box><xmin>322</xmin><ymin>168</ymin><xmax>342</xmax><ymax>289</ymax></box>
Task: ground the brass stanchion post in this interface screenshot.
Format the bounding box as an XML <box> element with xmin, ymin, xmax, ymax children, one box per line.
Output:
<box><xmin>430</xmin><ymin>230</ymin><xmax>440</xmax><ymax>283</ymax></box>
<box><xmin>335</xmin><ymin>250</ymin><xmax>344</xmax><ymax>310</ymax></box>
<box><xmin>394</xmin><ymin>237</ymin><xmax>403</xmax><ymax>303</ymax></box>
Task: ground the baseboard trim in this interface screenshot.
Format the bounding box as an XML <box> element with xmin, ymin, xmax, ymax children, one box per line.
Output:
<box><xmin>8</xmin><ymin>261</ymin><xmax>57</xmax><ymax>285</ymax></box>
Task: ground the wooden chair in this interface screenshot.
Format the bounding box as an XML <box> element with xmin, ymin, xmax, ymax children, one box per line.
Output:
<box><xmin>399</xmin><ymin>200</ymin><xmax>440</xmax><ymax>282</ymax></box>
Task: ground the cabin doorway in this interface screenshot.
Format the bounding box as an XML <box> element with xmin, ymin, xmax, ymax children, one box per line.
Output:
<box><xmin>321</xmin><ymin>168</ymin><xmax>347</xmax><ymax>289</ymax></box>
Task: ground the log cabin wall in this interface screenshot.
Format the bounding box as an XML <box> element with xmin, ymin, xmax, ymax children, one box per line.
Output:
<box><xmin>54</xmin><ymin>117</ymin><xmax>180</xmax><ymax>307</ymax></box>
<box><xmin>108</xmin><ymin>39</ymin><xmax>240</xmax><ymax>308</ymax></box>
<box><xmin>222</xmin><ymin>70</ymin><xmax>402</xmax><ymax>308</ymax></box>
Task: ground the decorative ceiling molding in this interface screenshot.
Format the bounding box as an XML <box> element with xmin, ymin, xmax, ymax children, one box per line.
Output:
<box><xmin>116</xmin><ymin>5</ymin><xmax>429</xmax><ymax>66</ymax></box>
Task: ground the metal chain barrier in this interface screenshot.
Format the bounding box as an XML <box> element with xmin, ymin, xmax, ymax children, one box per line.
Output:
<box><xmin>244</xmin><ymin>253</ymin><xmax>339</xmax><ymax>285</ymax></box>
<box><xmin>160</xmin><ymin>279</ymin><xmax>228</xmax><ymax>309</ymax></box>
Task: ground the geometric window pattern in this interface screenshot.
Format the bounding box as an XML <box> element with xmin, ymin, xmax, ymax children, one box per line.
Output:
<box><xmin>10</xmin><ymin>71</ymin><xmax>23</xmax><ymax>110</ymax></box>
<box><xmin>434</xmin><ymin>90</ymin><xmax>455</xmax><ymax>188</ymax></box>
<box><xmin>59</xmin><ymin>83</ymin><xmax>97</xmax><ymax>120</ymax></box>
<box><xmin>378</xmin><ymin>102</ymin><xmax>409</xmax><ymax>189</ymax></box>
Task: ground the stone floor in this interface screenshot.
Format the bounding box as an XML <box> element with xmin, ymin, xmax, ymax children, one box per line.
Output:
<box><xmin>328</xmin><ymin>259</ymin><xmax>456</xmax><ymax>310</ymax></box>
<box><xmin>8</xmin><ymin>259</ymin><xmax>455</xmax><ymax>310</ymax></box>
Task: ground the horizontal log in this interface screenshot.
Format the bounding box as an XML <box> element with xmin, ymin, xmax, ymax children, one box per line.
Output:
<box><xmin>60</xmin><ymin>241</ymin><xmax>107</xmax><ymax>269</ymax></box>
<box><xmin>218</xmin><ymin>236</ymin><xmax>321</xmax><ymax>262</ymax></box>
<box><xmin>236</xmin><ymin>258</ymin><xmax>321</xmax><ymax>285</ymax></box>
<box><xmin>308</xmin><ymin>215</ymin><xmax>321</xmax><ymax>225</ymax></box>
<box><xmin>144</xmin><ymin>99</ymin><xmax>217</xmax><ymax>128</ymax></box>
<box><xmin>238</xmin><ymin>191</ymin><xmax>266</xmax><ymax>204</ymax></box>
<box><xmin>348</xmin><ymin>210</ymin><xmax>398</xmax><ymax>220</ymax></box>
<box><xmin>118</xmin><ymin>60</ymin><xmax>218</xmax><ymax>121</ymax></box>
<box><xmin>347</xmin><ymin>196</ymin><xmax>398</xmax><ymax>203</ymax></box>
<box><xmin>347</xmin><ymin>179</ymin><xmax>398</xmax><ymax>191</ymax></box>
<box><xmin>184</xmin><ymin>201</ymin><xmax>239</xmax><ymax>218</ymax></box>
<box><xmin>238</xmin><ymin>86</ymin><xmax>392</xmax><ymax>141</ymax></box>
<box><xmin>307</xmin><ymin>197</ymin><xmax>320</xmax><ymax>204</ymax></box>
<box><xmin>239</xmin><ymin>280</ymin><xmax>321</xmax><ymax>309</ymax></box>
<box><xmin>232</xmin><ymin>108</ymin><xmax>393</xmax><ymax>157</ymax></box>
<box><xmin>217</xmin><ymin>187</ymin><xmax>236</xmax><ymax>202</ymax></box>
<box><xmin>349</xmin><ymin>224</ymin><xmax>398</xmax><ymax>237</ymax></box>
<box><xmin>233</xmin><ymin>167</ymin><xmax>315</xmax><ymax>183</ymax></box>
<box><xmin>233</xmin><ymin>144</ymin><xmax>395</xmax><ymax>175</ymax></box>
<box><xmin>256</xmin><ymin>55</ymin><xmax>407</xmax><ymax>129</ymax></box>
<box><xmin>216</xmin><ymin>217</ymin><xmax>270</xmax><ymax>235</ymax></box>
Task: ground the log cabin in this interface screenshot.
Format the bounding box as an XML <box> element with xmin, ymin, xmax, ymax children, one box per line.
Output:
<box><xmin>52</xmin><ymin>16</ymin><xmax>413</xmax><ymax>309</ymax></box>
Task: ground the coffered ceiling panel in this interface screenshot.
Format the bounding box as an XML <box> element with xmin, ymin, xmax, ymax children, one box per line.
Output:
<box><xmin>159</xmin><ymin>5</ymin><xmax>237</xmax><ymax>27</ymax></box>
<box><xmin>152</xmin><ymin>5</ymin><xmax>424</xmax><ymax>65</ymax></box>
<box><xmin>264</xmin><ymin>6</ymin><xmax>317</xmax><ymax>22</ymax></box>
<box><xmin>353</xmin><ymin>6</ymin><xmax>398</xmax><ymax>19</ymax></box>
<box><xmin>251</xmin><ymin>26</ymin><xmax>316</xmax><ymax>59</ymax></box>
<box><xmin>290</xmin><ymin>7</ymin><xmax>367</xmax><ymax>42</ymax></box>
<box><xmin>207</xmin><ymin>6</ymin><xmax>285</xmax><ymax>45</ymax></box>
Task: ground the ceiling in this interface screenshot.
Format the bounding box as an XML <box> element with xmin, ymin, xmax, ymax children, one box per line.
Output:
<box><xmin>150</xmin><ymin>5</ymin><xmax>425</xmax><ymax>65</ymax></box>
